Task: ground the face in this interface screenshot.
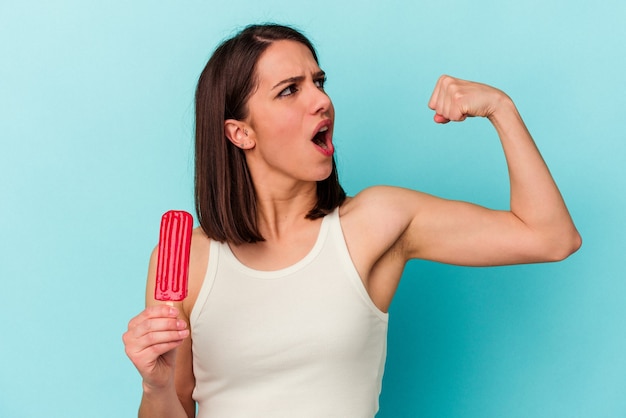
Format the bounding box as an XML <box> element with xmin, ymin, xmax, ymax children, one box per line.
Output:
<box><xmin>237</xmin><ymin>40</ymin><xmax>335</xmax><ymax>186</ymax></box>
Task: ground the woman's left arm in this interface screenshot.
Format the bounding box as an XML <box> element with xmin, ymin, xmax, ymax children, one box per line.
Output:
<box><xmin>396</xmin><ymin>75</ymin><xmax>582</xmax><ymax>266</ymax></box>
<box><xmin>341</xmin><ymin>76</ymin><xmax>581</xmax><ymax>310</ymax></box>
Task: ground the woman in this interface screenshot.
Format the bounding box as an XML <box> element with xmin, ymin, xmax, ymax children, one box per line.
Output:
<box><xmin>123</xmin><ymin>24</ymin><xmax>581</xmax><ymax>417</ymax></box>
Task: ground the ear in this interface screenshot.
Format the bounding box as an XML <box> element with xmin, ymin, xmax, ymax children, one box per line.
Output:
<box><xmin>224</xmin><ymin>119</ymin><xmax>255</xmax><ymax>150</ymax></box>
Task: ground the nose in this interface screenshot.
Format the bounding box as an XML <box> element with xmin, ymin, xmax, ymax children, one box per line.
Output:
<box><xmin>309</xmin><ymin>83</ymin><xmax>332</xmax><ymax>115</ymax></box>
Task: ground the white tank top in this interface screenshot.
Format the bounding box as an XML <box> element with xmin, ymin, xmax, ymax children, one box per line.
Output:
<box><xmin>189</xmin><ymin>209</ymin><xmax>389</xmax><ymax>418</ymax></box>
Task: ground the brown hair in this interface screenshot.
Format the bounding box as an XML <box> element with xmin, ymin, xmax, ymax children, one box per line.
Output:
<box><xmin>194</xmin><ymin>24</ymin><xmax>346</xmax><ymax>244</ymax></box>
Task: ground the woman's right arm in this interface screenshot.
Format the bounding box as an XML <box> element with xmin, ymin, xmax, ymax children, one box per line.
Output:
<box><xmin>123</xmin><ymin>247</ymin><xmax>196</xmax><ymax>418</ymax></box>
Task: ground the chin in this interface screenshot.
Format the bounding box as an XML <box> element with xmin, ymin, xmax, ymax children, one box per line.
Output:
<box><xmin>313</xmin><ymin>169</ymin><xmax>333</xmax><ymax>182</ymax></box>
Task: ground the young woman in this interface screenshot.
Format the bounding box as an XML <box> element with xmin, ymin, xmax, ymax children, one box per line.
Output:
<box><xmin>123</xmin><ymin>24</ymin><xmax>581</xmax><ymax>418</ymax></box>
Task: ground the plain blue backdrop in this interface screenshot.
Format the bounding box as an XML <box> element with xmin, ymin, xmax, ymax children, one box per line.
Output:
<box><xmin>1</xmin><ymin>0</ymin><xmax>625</xmax><ymax>417</ymax></box>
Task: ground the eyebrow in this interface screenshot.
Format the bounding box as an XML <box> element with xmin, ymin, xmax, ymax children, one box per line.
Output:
<box><xmin>271</xmin><ymin>70</ymin><xmax>326</xmax><ymax>91</ymax></box>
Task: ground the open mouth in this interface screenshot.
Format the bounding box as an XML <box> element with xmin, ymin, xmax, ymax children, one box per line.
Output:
<box><xmin>312</xmin><ymin>126</ymin><xmax>329</xmax><ymax>150</ymax></box>
<box><xmin>311</xmin><ymin>123</ymin><xmax>334</xmax><ymax>156</ymax></box>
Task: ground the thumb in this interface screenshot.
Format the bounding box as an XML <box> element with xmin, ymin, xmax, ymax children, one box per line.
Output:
<box><xmin>433</xmin><ymin>113</ymin><xmax>450</xmax><ymax>124</ymax></box>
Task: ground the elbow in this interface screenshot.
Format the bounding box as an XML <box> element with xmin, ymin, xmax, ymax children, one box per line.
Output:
<box><xmin>571</xmin><ymin>230</ymin><xmax>583</xmax><ymax>254</ymax></box>
<box><xmin>543</xmin><ymin>228</ymin><xmax>582</xmax><ymax>262</ymax></box>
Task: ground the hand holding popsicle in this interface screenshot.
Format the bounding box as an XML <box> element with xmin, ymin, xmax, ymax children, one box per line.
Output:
<box><xmin>123</xmin><ymin>211</ymin><xmax>195</xmax><ymax>415</ymax></box>
<box><xmin>123</xmin><ymin>305</ymin><xmax>189</xmax><ymax>388</ymax></box>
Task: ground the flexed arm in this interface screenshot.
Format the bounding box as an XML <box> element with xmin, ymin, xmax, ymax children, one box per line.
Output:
<box><xmin>402</xmin><ymin>75</ymin><xmax>582</xmax><ymax>265</ymax></box>
<box><xmin>346</xmin><ymin>75</ymin><xmax>581</xmax><ymax>284</ymax></box>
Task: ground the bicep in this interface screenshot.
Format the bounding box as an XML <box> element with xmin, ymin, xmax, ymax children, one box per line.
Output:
<box><xmin>401</xmin><ymin>193</ymin><xmax>542</xmax><ymax>266</ymax></box>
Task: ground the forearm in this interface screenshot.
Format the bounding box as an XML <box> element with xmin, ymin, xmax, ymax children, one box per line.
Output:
<box><xmin>490</xmin><ymin>96</ymin><xmax>581</xmax><ymax>258</ymax></box>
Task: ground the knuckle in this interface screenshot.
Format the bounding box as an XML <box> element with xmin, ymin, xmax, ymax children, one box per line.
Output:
<box><xmin>143</xmin><ymin>319</ymin><xmax>153</xmax><ymax>332</ymax></box>
<box><xmin>124</xmin><ymin>345</ymin><xmax>134</xmax><ymax>358</ymax></box>
<box><xmin>127</xmin><ymin>320</ymin><xmax>137</xmax><ymax>331</ymax></box>
<box><xmin>452</xmin><ymin>90</ymin><xmax>465</xmax><ymax>103</ymax></box>
<box><xmin>440</xmin><ymin>74</ymin><xmax>454</xmax><ymax>87</ymax></box>
<box><xmin>146</xmin><ymin>331</ymin><xmax>159</xmax><ymax>344</ymax></box>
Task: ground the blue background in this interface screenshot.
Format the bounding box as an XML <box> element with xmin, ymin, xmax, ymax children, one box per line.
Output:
<box><xmin>1</xmin><ymin>0</ymin><xmax>624</xmax><ymax>417</ymax></box>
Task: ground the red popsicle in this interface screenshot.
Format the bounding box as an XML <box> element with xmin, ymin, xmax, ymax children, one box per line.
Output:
<box><xmin>155</xmin><ymin>210</ymin><xmax>193</xmax><ymax>302</ymax></box>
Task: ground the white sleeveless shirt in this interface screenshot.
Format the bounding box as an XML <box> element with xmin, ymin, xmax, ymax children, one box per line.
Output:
<box><xmin>189</xmin><ymin>209</ymin><xmax>389</xmax><ymax>417</ymax></box>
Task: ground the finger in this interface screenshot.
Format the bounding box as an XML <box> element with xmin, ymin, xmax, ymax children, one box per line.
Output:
<box><xmin>427</xmin><ymin>80</ymin><xmax>440</xmax><ymax>110</ymax></box>
<box><xmin>140</xmin><ymin>329</ymin><xmax>189</xmax><ymax>355</ymax></box>
<box><xmin>125</xmin><ymin>328</ymin><xmax>190</xmax><ymax>358</ymax></box>
<box><xmin>145</xmin><ymin>305</ymin><xmax>181</xmax><ymax>319</ymax></box>
<box><xmin>440</xmin><ymin>77</ymin><xmax>471</xmax><ymax>122</ymax></box>
<box><xmin>437</xmin><ymin>77</ymin><xmax>452</xmax><ymax>119</ymax></box>
<box><xmin>434</xmin><ymin>113</ymin><xmax>450</xmax><ymax>124</ymax></box>
<box><xmin>127</xmin><ymin>305</ymin><xmax>180</xmax><ymax>329</ymax></box>
<box><xmin>141</xmin><ymin>340</ymin><xmax>184</xmax><ymax>361</ymax></box>
<box><xmin>123</xmin><ymin>317</ymin><xmax>188</xmax><ymax>355</ymax></box>
<box><xmin>143</xmin><ymin>328</ymin><xmax>189</xmax><ymax>349</ymax></box>
<box><xmin>126</xmin><ymin>335</ymin><xmax>185</xmax><ymax>370</ymax></box>
<box><xmin>428</xmin><ymin>75</ymin><xmax>447</xmax><ymax>111</ymax></box>
<box><xmin>130</xmin><ymin>318</ymin><xmax>188</xmax><ymax>341</ymax></box>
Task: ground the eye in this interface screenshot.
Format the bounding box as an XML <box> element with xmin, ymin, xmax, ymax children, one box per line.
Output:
<box><xmin>314</xmin><ymin>76</ymin><xmax>327</xmax><ymax>89</ymax></box>
<box><xmin>278</xmin><ymin>84</ymin><xmax>299</xmax><ymax>97</ymax></box>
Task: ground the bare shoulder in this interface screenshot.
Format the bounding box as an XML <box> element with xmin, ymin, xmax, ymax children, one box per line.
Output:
<box><xmin>338</xmin><ymin>186</ymin><xmax>428</xmax><ymax>270</ymax></box>
<box><xmin>184</xmin><ymin>227</ymin><xmax>211</xmax><ymax>317</ymax></box>
<box><xmin>340</xmin><ymin>185</ymin><xmax>428</xmax><ymax>230</ymax></box>
<box><xmin>190</xmin><ymin>226</ymin><xmax>211</xmax><ymax>268</ymax></box>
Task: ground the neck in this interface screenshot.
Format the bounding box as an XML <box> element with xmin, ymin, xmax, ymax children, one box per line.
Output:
<box><xmin>253</xmin><ymin>181</ymin><xmax>318</xmax><ymax>241</ymax></box>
